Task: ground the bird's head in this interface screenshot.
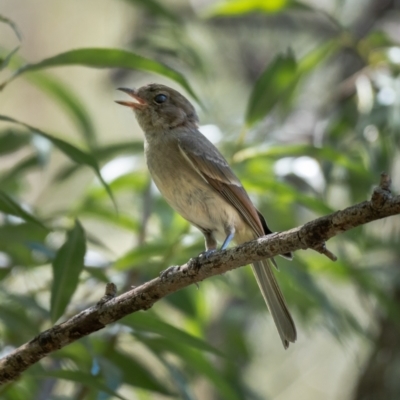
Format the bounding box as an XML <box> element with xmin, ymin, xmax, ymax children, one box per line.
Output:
<box><xmin>116</xmin><ymin>84</ymin><xmax>199</xmax><ymax>133</ymax></box>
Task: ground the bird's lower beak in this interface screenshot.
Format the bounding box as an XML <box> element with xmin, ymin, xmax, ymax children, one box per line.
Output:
<box><xmin>115</xmin><ymin>88</ymin><xmax>147</xmax><ymax>110</ymax></box>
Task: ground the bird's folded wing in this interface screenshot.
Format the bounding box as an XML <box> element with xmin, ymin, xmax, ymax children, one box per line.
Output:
<box><xmin>178</xmin><ymin>133</ymin><xmax>264</xmax><ymax>236</ymax></box>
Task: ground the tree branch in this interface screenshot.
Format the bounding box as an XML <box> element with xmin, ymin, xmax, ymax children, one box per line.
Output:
<box><xmin>1</xmin><ymin>174</ymin><xmax>399</xmax><ymax>385</ymax></box>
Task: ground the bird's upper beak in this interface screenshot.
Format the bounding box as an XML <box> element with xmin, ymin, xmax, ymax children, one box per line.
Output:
<box><xmin>115</xmin><ymin>88</ymin><xmax>147</xmax><ymax>110</ymax></box>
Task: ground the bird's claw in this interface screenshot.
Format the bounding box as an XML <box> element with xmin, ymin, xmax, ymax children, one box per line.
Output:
<box><xmin>198</xmin><ymin>249</ymin><xmax>216</xmax><ymax>259</ymax></box>
<box><xmin>160</xmin><ymin>250</ymin><xmax>216</xmax><ymax>282</ymax></box>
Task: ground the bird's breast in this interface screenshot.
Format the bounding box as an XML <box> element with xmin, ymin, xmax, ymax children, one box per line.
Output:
<box><xmin>144</xmin><ymin>139</ymin><xmax>248</xmax><ymax>242</ymax></box>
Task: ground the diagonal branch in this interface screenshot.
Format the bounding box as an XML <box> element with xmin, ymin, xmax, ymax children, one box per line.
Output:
<box><xmin>1</xmin><ymin>174</ymin><xmax>399</xmax><ymax>385</ymax></box>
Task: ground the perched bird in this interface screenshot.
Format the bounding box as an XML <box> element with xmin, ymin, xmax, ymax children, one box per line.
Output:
<box><xmin>116</xmin><ymin>84</ymin><xmax>296</xmax><ymax>348</ymax></box>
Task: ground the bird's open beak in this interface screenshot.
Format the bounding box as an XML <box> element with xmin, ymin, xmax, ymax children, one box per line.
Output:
<box><xmin>115</xmin><ymin>88</ymin><xmax>147</xmax><ymax>110</ymax></box>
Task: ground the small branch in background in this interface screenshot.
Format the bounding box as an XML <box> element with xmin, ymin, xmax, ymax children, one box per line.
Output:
<box><xmin>0</xmin><ymin>174</ymin><xmax>399</xmax><ymax>385</ymax></box>
<box><xmin>96</xmin><ymin>282</ymin><xmax>117</xmax><ymax>306</ymax></box>
<box><xmin>312</xmin><ymin>242</ymin><xmax>338</xmax><ymax>261</ymax></box>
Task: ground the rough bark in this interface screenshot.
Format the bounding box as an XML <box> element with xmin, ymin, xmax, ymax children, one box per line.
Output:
<box><xmin>0</xmin><ymin>174</ymin><xmax>399</xmax><ymax>385</ymax></box>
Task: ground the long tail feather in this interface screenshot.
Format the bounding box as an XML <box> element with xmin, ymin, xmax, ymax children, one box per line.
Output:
<box><xmin>252</xmin><ymin>260</ymin><xmax>297</xmax><ymax>349</ymax></box>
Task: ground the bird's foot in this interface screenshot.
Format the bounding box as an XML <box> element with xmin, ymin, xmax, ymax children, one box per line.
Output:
<box><xmin>159</xmin><ymin>265</ymin><xmax>180</xmax><ymax>282</ymax></box>
<box><xmin>198</xmin><ymin>249</ymin><xmax>217</xmax><ymax>259</ymax></box>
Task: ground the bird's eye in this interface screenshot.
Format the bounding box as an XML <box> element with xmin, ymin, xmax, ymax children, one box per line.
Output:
<box><xmin>154</xmin><ymin>94</ymin><xmax>167</xmax><ymax>104</ymax></box>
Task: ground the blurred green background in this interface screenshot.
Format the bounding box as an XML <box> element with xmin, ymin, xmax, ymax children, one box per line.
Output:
<box><xmin>1</xmin><ymin>0</ymin><xmax>400</xmax><ymax>399</ymax></box>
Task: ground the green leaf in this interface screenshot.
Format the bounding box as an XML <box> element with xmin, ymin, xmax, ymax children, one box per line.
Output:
<box><xmin>363</xmin><ymin>30</ymin><xmax>394</xmax><ymax>49</ymax></box>
<box><xmin>0</xmin><ymin>46</ymin><xmax>19</xmax><ymax>71</ymax></box>
<box><xmin>243</xmin><ymin>176</ymin><xmax>334</xmax><ymax>214</ymax></box>
<box><xmin>84</xmin><ymin>266</ymin><xmax>110</xmax><ymax>283</ymax></box>
<box><xmin>0</xmin><ymin>299</ymin><xmax>42</xmax><ymax>342</ymax></box>
<box><xmin>0</xmin><ymin>190</ymin><xmax>46</xmax><ymax>229</ymax></box>
<box><xmin>93</xmin><ymin>141</ymin><xmax>144</xmax><ymax>160</ymax></box>
<box><xmin>25</xmin><ymin>72</ymin><xmax>97</xmax><ymax>147</ymax></box>
<box><xmin>50</xmin><ymin>220</ymin><xmax>86</xmax><ymax>322</ymax></box>
<box><xmin>297</xmin><ymin>39</ymin><xmax>340</xmax><ymax>74</ymax></box>
<box><xmin>0</xmin><ymin>268</ymin><xmax>10</xmax><ymax>281</ymax></box>
<box><xmin>79</xmin><ymin>202</ymin><xmax>140</xmax><ymax>232</ymax></box>
<box><xmin>0</xmin><ymin>129</ymin><xmax>30</xmax><ymax>155</ymax></box>
<box><xmin>245</xmin><ymin>41</ymin><xmax>339</xmax><ymax>128</ymax></box>
<box><xmin>105</xmin><ymin>348</ymin><xmax>173</xmax><ymax>395</ymax></box>
<box><xmin>122</xmin><ymin>313</ymin><xmax>222</xmax><ymax>355</ymax></box>
<box><xmin>0</xmin><ymin>50</ymin><xmax>96</xmax><ymax>146</ymax></box>
<box><xmin>234</xmin><ymin>143</ymin><xmax>368</xmax><ymax>176</ymax></box>
<box><xmin>0</xmin><ymin>15</ymin><xmax>22</xmax><ymax>41</ymax></box>
<box><xmin>157</xmin><ymin>357</ymin><xmax>196</xmax><ymax>400</ymax></box>
<box><xmin>122</xmin><ymin>0</ymin><xmax>180</xmax><ymax>22</ymax></box>
<box><xmin>0</xmin><ymin>155</ymin><xmax>40</xmax><ymax>189</ymax></box>
<box><xmin>0</xmin><ymin>223</ymin><xmax>49</xmax><ymax>267</ymax></box>
<box><xmin>164</xmin><ymin>287</ymin><xmax>199</xmax><ymax>317</ymax></box>
<box><xmin>245</xmin><ymin>51</ymin><xmax>297</xmax><ymax>127</ymax></box>
<box><xmin>52</xmin><ymin>341</ymin><xmax>93</xmax><ymax>371</ymax></box>
<box><xmin>1</xmin><ymin>48</ymin><xmax>200</xmax><ymax>104</ymax></box>
<box><xmin>0</xmin><ymin>115</ymin><xmax>115</xmax><ymax>208</ymax></box>
<box><xmin>32</xmin><ymin>370</ymin><xmax>128</xmax><ymax>400</ymax></box>
<box><xmin>204</xmin><ymin>0</ymin><xmax>310</xmax><ymax>17</ymax></box>
<box><xmin>140</xmin><ymin>336</ymin><xmax>240</xmax><ymax>400</ymax></box>
<box><xmin>0</xmin><ymin>293</ymin><xmax>49</xmax><ymax>345</ymax></box>
<box><xmin>114</xmin><ymin>241</ymin><xmax>171</xmax><ymax>270</ymax></box>
<box><xmin>55</xmin><ymin>141</ymin><xmax>144</xmax><ymax>183</ymax></box>
<box><xmin>4</xmin><ymin>291</ymin><xmax>49</xmax><ymax>319</ymax></box>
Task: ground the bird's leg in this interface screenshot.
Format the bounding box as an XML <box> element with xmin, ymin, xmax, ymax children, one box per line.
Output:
<box><xmin>199</xmin><ymin>229</ymin><xmax>217</xmax><ymax>258</ymax></box>
<box><xmin>161</xmin><ymin>228</ymin><xmax>218</xmax><ymax>280</ymax></box>
<box><xmin>221</xmin><ymin>226</ymin><xmax>235</xmax><ymax>250</ymax></box>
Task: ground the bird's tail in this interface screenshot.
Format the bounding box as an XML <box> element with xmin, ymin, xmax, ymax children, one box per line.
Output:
<box><xmin>252</xmin><ymin>260</ymin><xmax>297</xmax><ymax>349</ymax></box>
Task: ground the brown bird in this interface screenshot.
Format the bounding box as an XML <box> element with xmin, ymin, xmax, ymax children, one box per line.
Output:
<box><xmin>116</xmin><ymin>83</ymin><xmax>297</xmax><ymax>348</ymax></box>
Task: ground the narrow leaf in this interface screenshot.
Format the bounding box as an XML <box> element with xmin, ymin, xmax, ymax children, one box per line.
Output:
<box><xmin>0</xmin><ymin>115</ymin><xmax>115</xmax><ymax>208</ymax></box>
<box><xmin>94</xmin><ymin>141</ymin><xmax>144</xmax><ymax>160</ymax></box>
<box><xmin>242</xmin><ymin>177</ymin><xmax>334</xmax><ymax>214</ymax></box>
<box><xmin>0</xmin><ymin>223</ymin><xmax>49</xmax><ymax>267</ymax></box>
<box><xmin>298</xmin><ymin>40</ymin><xmax>339</xmax><ymax>74</ymax></box>
<box><xmin>0</xmin><ymin>190</ymin><xmax>46</xmax><ymax>229</ymax></box>
<box><xmin>79</xmin><ymin>202</ymin><xmax>140</xmax><ymax>232</ymax></box>
<box><xmin>122</xmin><ymin>0</ymin><xmax>180</xmax><ymax>22</ymax></box>
<box><xmin>245</xmin><ymin>41</ymin><xmax>339</xmax><ymax>128</ymax></box>
<box><xmin>0</xmin><ymin>15</ymin><xmax>22</xmax><ymax>41</ymax></box>
<box><xmin>0</xmin><ymin>46</ymin><xmax>19</xmax><ymax>71</ymax></box>
<box><xmin>205</xmin><ymin>0</ymin><xmax>310</xmax><ymax>17</ymax></box>
<box><xmin>245</xmin><ymin>51</ymin><xmax>297</xmax><ymax>127</ymax></box>
<box><xmin>234</xmin><ymin>143</ymin><xmax>368</xmax><ymax>176</ymax></box>
<box><xmin>55</xmin><ymin>141</ymin><xmax>144</xmax><ymax>182</ymax></box>
<box><xmin>2</xmin><ymin>48</ymin><xmax>200</xmax><ymax>104</ymax></box>
<box><xmin>26</xmin><ymin>72</ymin><xmax>97</xmax><ymax>147</ymax></box>
<box><xmin>0</xmin><ymin>51</ymin><xmax>96</xmax><ymax>146</ymax></box>
<box><xmin>51</xmin><ymin>220</ymin><xmax>86</xmax><ymax>322</ymax></box>
<box><xmin>106</xmin><ymin>349</ymin><xmax>172</xmax><ymax>395</ymax></box>
<box><xmin>114</xmin><ymin>242</ymin><xmax>171</xmax><ymax>270</ymax></box>
<box><xmin>122</xmin><ymin>313</ymin><xmax>222</xmax><ymax>355</ymax></box>
<box><xmin>141</xmin><ymin>336</ymin><xmax>240</xmax><ymax>400</ymax></box>
<box><xmin>0</xmin><ymin>129</ymin><xmax>30</xmax><ymax>154</ymax></box>
<box><xmin>32</xmin><ymin>370</ymin><xmax>128</xmax><ymax>400</ymax></box>
<box><xmin>0</xmin><ymin>155</ymin><xmax>40</xmax><ymax>188</ymax></box>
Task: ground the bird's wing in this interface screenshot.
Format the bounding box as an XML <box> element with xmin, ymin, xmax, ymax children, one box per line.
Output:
<box><xmin>178</xmin><ymin>134</ymin><xmax>298</xmax><ymax>347</ymax></box>
<box><xmin>177</xmin><ymin>132</ymin><xmax>265</xmax><ymax>237</ymax></box>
